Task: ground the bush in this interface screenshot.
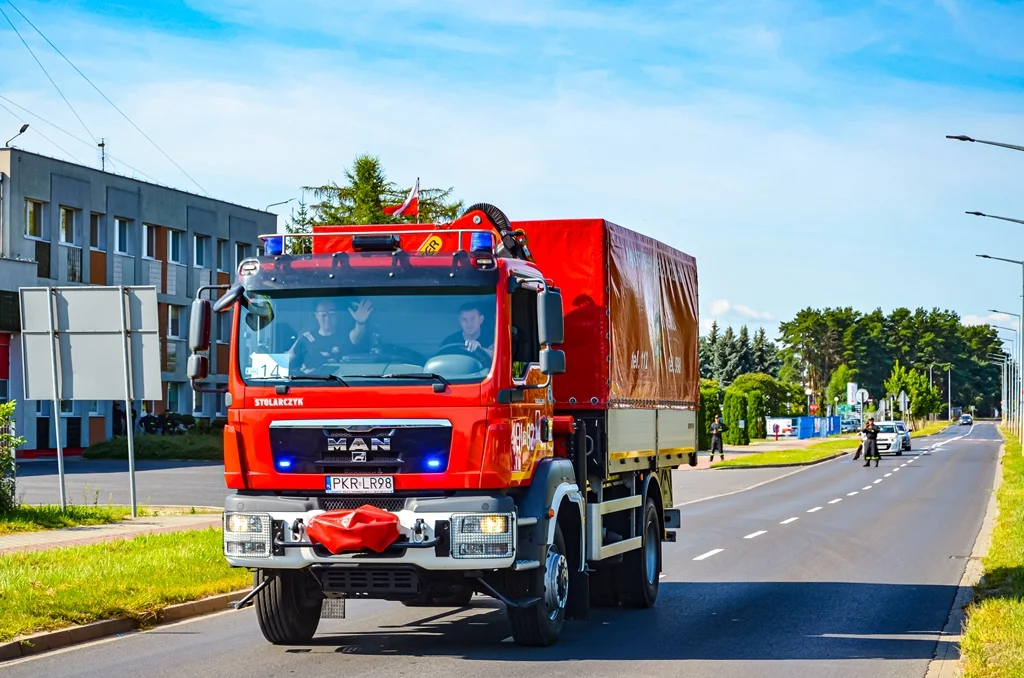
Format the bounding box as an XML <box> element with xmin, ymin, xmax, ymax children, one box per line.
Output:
<box><xmin>0</xmin><ymin>401</ymin><xmax>26</xmax><ymax>514</ymax></box>
<box><xmin>723</xmin><ymin>387</ymin><xmax>750</xmax><ymax>446</ymax></box>
<box><xmin>698</xmin><ymin>380</ymin><xmax>723</xmax><ymax>451</ymax></box>
<box><xmin>747</xmin><ymin>389</ymin><xmax>767</xmax><ymax>439</ymax></box>
<box><xmin>84</xmin><ymin>433</ymin><xmax>223</xmax><ymax>461</ymax></box>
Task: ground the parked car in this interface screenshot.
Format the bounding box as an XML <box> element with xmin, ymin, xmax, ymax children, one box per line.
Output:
<box><xmin>960</xmin><ymin>413</ymin><xmax>973</xmax><ymax>426</ymax></box>
<box><xmin>874</xmin><ymin>421</ymin><xmax>905</xmax><ymax>456</ymax></box>
<box><xmin>894</xmin><ymin>420</ymin><xmax>911</xmax><ymax>451</ymax></box>
<box><xmin>840</xmin><ymin>417</ymin><xmax>861</xmax><ymax>433</ymax></box>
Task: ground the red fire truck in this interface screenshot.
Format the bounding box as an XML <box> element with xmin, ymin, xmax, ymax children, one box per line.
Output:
<box><xmin>187</xmin><ymin>203</ymin><xmax>699</xmax><ymax>647</ymax></box>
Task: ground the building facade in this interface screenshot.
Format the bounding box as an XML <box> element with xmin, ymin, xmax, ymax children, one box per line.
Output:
<box><xmin>0</xmin><ymin>149</ymin><xmax>275</xmax><ymax>457</ymax></box>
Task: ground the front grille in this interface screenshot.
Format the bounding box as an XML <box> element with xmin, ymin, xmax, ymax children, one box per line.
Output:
<box><xmin>318</xmin><ymin>567</ymin><xmax>419</xmax><ymax>596</ymax></box>
<box><xmin>319</xmin><ymin>497</ymin><xmax>408</xmax><ymax>512</ymax></box>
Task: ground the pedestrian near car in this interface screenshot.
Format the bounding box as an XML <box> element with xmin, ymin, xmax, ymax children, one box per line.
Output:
<box><xmin>862</xmin><ymin>417</ymin><xmax>880</xmax><ymax>467</ymax></box>
<box><xmin>852</xmin><ymin>429</ymin><xmax>866</xmax><ymax>461</ymax></box>
<box><xmin>709</xmin><ymin>415</ymin><xmax>727</xmax><ymax>462</ymax></box>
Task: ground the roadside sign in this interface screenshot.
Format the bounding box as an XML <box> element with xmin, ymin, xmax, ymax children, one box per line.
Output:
<box><xmin>856</xmin><ymin>388</ymin><xmax>869</xmax><ymax>404</ymax></box>
<box><xmin>898</xmin><ymin>390</ymin><xmax>909</xmax><ymax>412</ymax></box>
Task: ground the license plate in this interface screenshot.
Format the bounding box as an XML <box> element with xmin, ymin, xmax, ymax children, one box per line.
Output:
<box><xmin>325</xmin><ymin>475</ymin><xmax>395</xmax><ymax>494</ymax></box>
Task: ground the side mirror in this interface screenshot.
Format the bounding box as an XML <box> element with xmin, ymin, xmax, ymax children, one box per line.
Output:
<box><xmin>187</xmin><ymin>354</ymin><xmax>209</xmax><ymax>381</ymax></box>
<box><xmin>188</xmin><ymin>299</ymin><xmax>212</xmax><ymax>352</ymax></box>
<box><xmin>213</xmin><ymin>283</ymin><xmax>247</xmax><ymax>313</ymax></box>
<box><xmin>244</xmin><ymin>298</ymin><xmax>274</xmax><ymax>331</ymax></box>
<box><xmin>537</xmin><ymin>288</ymin><xmax>564</xmax><ymax>346</ymax></box>
<box><xmin>539</xmin><ymin>348</ymin><xmax>566</xmax><ymax>375</ymax></box>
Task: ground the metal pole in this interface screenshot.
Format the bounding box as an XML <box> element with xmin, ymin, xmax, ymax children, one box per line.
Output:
<box><xmin>948</xmin><ymin>366</ymin><xmax>952</xmax><ymax>421</ymax></box>
<box><xmin>1019</xmin><ymin>264</ymin><xmax>1023</xmax><ymax>440</ymax></box>
<box><xmin>45</xmin><ymin>288</ymin><xmax>66</xmax><ymax>510</ymax></box>
<box><xmin>118</xmin><ymin>287</ymin><xmax>138</xmax><ymax>517</ymax></box>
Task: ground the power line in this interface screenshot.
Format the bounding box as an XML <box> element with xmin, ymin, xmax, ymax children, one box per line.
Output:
<box><xmin>5</xmin><ymin>0</ymin><xmax>209</xmax><ymax>197</ymax></box>
<box><xmin>0</xmin><ymin>93</ymin><xmax>163</xmax><ymax>184</ymax></box>
<box><xmin>0</xmin><ymin>98</ymin><xmax>82</xmax><ymax>162</ymax></box>
<box><xmin>0</xmin><ymin>3</ymin><xmax>96</xmax><ymax>145</ymax></box>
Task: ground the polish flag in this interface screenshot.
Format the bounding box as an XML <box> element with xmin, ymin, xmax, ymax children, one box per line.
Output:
<box><xmin>384</xmin><ymin>178</ymin><xmax>419</xmax><ymax>217</ymax></box>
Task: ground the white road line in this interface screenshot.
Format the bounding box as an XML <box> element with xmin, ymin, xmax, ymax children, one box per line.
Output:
<box><xmin>807</xmin><ymin>507</ymin><xmax>823</xmax><ymax>513</ymax></box>
<box><xmin>885</xmin><ymin>473</ymin><xmax>892</xmax><ymax>477</ymax></box>
<box><xmin>693</xmin><ymin>548</ymin><xmax>724</xmax><ymax>561</ymax></box>
<box><xmin>828</xmin><ymin>498</ymin><xmax>842</xmax><ymax>504</ymax></box>
<box><xmin>893</xmin><ymin>468</ymin><xmax>900</xmax><ymax>472</ymax></box>
<box><xmin>908</xmin><ymin>459</ymin><xmax>914</xmax><ymax>463</ymax></box>
<box><xmin>780</xmin><ymin>517</ymin><xmax>799</xmax><ymax>525</ymax></box>
<box><xmin>862</xmin><ymin>486</ymin><xmax>872</xmax><ymax>490</ymax></box>
<box><xmin>874</xmin><ymin>479</ymin><xmax>883</xmax><ymax>484</ymax></box>
<box><xmin>901</xmin><ymin>463</ymin><xmax>908</xmax><ymax>467</ymax></box>
<box><xmin>744</xmin><ymin>531</ymin><xmax>767</xmax><ymax>539</ymax></box>
<box><xmin>847</xmin><ymin>491</ymin><xmax>859</xmax><ymax>496</ymax></box>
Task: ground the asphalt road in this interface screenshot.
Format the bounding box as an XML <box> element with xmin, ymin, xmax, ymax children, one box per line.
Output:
<box><xmin>2</xmin><ymin>422</ymin><xmax>999</xmax><ymax>678</ymax></box>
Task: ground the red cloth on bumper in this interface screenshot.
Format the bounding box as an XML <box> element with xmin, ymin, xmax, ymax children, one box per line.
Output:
<box><xmin>306</xmin><ymin>506</ymin><xmax>401</xmax><ymax>554</ymax></box>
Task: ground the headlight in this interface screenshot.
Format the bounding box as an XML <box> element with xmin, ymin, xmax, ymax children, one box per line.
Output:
<box><xmin>450</xmin><ymin>513</ymin><xmax>514</xmax><ymax>559</ymax></box>
<box><xmin>223</xmin><ymin>512</ymin><xmax>272</xmax><ymax>558</ymax></box>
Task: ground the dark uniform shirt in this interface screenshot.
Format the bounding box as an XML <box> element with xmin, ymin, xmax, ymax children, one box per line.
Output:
<box><xmin>862</xmin><ymin>424</ymin><xmax>880</xmax><ymax>441</ymax></box>
<box><xmin>441</xmin><ymin>327</ymin><xmax>495</xmax><ymax>350</ymax></box>
<box><xmin>294</xmin><ymin>330</ymin><xmax>360</xmax><ymax>370</ymax></box>
<box><xmin>710</xmin><ymin>422</ymin><xmax>726</xmax><ymax>440</ymax></box>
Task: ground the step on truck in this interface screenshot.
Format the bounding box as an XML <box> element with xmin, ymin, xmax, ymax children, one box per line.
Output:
<box><xmin>186</xmin><ymin>203</ymin><xmax>700</xmax><ymax>647</ymax></box>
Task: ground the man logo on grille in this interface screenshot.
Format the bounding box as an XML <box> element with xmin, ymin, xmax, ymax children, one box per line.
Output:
<box><xmin>326</xmin><ymin>436</ymin><xmax>391</xmax><ymax>453</ymax></box>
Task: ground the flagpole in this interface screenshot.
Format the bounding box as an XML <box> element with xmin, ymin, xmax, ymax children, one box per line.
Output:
<box><xmin>416</xmin><ymin>177</ymin><xmax>421</xmax><ymax>224</ymax></box>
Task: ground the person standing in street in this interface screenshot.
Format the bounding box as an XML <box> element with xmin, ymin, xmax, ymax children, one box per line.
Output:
<box><xmin>862</xmin><ymin>417</ymin><xmax>880</xmax><ymax>467</ymax></box>
<box><xmin>709</xmin><ymin>415</ymin><xmax>727</xmax><ymax>462</ymax></box>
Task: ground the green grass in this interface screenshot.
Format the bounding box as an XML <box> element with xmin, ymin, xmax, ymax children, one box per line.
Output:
<box><xmin>911</xmin><ymin>421</ymin><xmax>950</xmax><ymax>438</ymax></box>
<box><xmin>0</xmin><ymin>505</ymin><xmax>134</xmax><ymax>536</ymax></box>
<box><xmin>0</xmin><ymin>528</ymin><xmax>249</xmax><ymax>643</ymax></box>
<box><xmin>961</xmin><ymin>428</ymin><xmax>1024</xmax><ymax>677</ymax></box>
<box><xmin>712</xmin><ymin>438</ymin><xmax>860</xmax><ymax>468</ymax></box>
<box><xmin>84</xmin><ymin>433</ymin><xmax>223</xmax><ymax>461</ymax></box>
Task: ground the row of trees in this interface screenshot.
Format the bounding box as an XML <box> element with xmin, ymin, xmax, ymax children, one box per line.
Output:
<box><xmin>699</xmin><ymin>323</ymin><xmax>782</xmax><ymax>385</ymax></box>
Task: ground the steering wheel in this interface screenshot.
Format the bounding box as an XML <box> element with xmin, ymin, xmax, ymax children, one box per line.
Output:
<box><xmin>433</xmin><ymin>342</ymin><xmax>491</xmax><ymax>364</ymax></box>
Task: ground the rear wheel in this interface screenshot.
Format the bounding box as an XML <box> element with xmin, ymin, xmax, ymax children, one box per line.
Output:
<box><xmin>507</xmin><ymin>523</ymin><xmax>569</xmax><ymax>647</ymax></box>
<box><xmin>254</xmin><ymin>569</ymin><xmax>323</xmax><ymax>645</ymax></box>
<box><xmin>616</xmin><ymin>497</ymin><xmax>661</xmax><ymax>608</ymax></box>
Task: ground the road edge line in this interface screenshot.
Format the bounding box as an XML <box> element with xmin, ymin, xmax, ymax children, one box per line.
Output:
<box><xmin>925</xmin><ymin>432</ymin><xmax>1003</xmax><ymax>678</ymax></box>
<box><xmin>0</xmin><ymin>590</ymin><xmax>249</xmax><ymax>663</ymax></box>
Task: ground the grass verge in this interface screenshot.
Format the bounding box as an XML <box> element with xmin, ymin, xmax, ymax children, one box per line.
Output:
<box><xmin>911</xmin><ymin>421</ymin><xmax>950</xmax><ymax>438</ymax></box>
<box><xmin>712</xmin><ymin>437</ymin><xmax>860</xmax><ymax>468</ymax></box>
<box><xmin>84</xmin><ymin>433</ymin><xmax>222</xmax><ymax>462</ymax></box>
<box><xmin>0</xmin><ymin>505</ymin><xmax>133</xmax><ymax>536</ymax></box>
<box><xmin>0</xmin><ymin>527</ymin><xmax>248</xmax><ymax>643</ymax></box>
<box><xmin>960</xmin><ymin>428</ymin><xmax>1024</xmax><ymax>677</ymax></box>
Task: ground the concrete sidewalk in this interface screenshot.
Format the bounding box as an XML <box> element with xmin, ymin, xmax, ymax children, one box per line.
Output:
<box><xmin>0</xmin><ymin>514</ymin><xmax>222</xmax><ymax>555</ymax></box>
<box><xmin>679</xmin><ymin>434</ymin><xmax>858</xmax><ymax>471</ymax></box>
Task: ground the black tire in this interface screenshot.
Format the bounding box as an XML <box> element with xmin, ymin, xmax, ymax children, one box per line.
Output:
<box><xmin>896</xmin><ymin>449</ymin><xmax>903</xmax><ymax>456</ymax></box>
<box><xmin>507</xmin><ymin>522</ymin><xmax>569</xmax><ymax>647</ymax></box>
<box><xmin>254</xmin><ymin>569</ymin><xmax>323</xmax><ymax>645</ymax></box>
<box><xmin>616</xmin><ymin>497</ymin><xmax>661</xmax><ymax>608</ymax></box>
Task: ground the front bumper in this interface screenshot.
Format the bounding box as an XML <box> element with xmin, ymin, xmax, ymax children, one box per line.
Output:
<box><xmin>222</xmin><ymin>493</ymin><xmax>520</xmax><ymax>571</ymax></box>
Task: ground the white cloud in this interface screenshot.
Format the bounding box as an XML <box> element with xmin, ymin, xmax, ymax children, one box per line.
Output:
<box><xmin>963</xmin><ymin>313</ymin><xmax>1019</xmax><ymax>331</ymax></box>
<box><xmin>708</xmin><ymin>299</ymin><xmax>773</xmax><ymax>321</ymax></box>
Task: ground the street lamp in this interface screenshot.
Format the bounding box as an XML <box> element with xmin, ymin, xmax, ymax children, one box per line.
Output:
<box><xmin>947</xmin><ymin>134</ymin><xmax>1024</xmax><ymax>154</ymax></box>
<box><xmin>805</xmin><ymin>387</ymin><xmax>813</xmax><ymax>417</ymax></box>
<box><xmin>265</xmin><ymin>198</ymin><xmax>297</xmax><ymax>212</ymax></box>
<box><xmin>977</xmin><ymin>253</ymin><xmax>1024</xmax><ymax>438</ymax></box>
<box><xmin>991</xmin><ymin>323</ymin><xmax>1018</xmax><ymax>425</ymax></box>
<box><xmin>5</xmin><ymin>123</ymin><xmax>28</xmax><ymax>147</ymax></box>
<box><xmin>967</xmin><ymin>211</ymin><xmax>1024</xmax><ymax>227</ymax></box>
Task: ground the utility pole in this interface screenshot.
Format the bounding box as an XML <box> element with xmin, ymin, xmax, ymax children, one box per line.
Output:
<box><xmin>98</xmin><ymin>138</ymin><xmax>106</xmax><ymax>171</ymax></box>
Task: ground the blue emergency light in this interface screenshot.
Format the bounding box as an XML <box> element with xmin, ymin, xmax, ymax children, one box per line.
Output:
<box><xmin>470</xmin><ymin>232</ymin><xmax>493</xmax><ymax>253</ymax></box>
<box><xmin>264</xmin><ymin>235</ymin><xmax>284</xmax><ymax>256</ymax></box>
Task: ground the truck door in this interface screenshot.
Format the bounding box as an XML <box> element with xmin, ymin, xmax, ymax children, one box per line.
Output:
<box><xmin>508</xmin><ymin>283</ymin><xmax>553</xmax><ymax>481</ymax></box>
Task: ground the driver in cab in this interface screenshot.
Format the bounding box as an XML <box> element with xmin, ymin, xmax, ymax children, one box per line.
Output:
<box><xmin>442</xmin><ymin>302</ymin><xmax>494</xmax><ymax>358</ymax></box>
<box><xmin>289</xmin><ymin>298</ymin><xmax>373</xmax><ymax>373</ymax></box>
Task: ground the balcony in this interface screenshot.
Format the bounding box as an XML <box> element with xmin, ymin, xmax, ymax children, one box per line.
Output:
<box><xmin>61</xmin><ymin>245</ymin><xmax>83</xmax><ymax>283</ymax></box>
<box><xmin>112</xmin><ymin>254</ymin><xmax>135</xmax><ymax>285</ymax></box>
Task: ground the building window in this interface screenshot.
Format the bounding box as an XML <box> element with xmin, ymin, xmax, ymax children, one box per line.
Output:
<box><xmin>216</xmin><ymin>392</ymin><xmax>226</xmax><ymax>416</ymax></box>
<box><xmin>87</xmin><ymin>400</ymin><xmax>101</xmax><ymax>415</ymax></box>
<box><xmin>166</xmin><ymin>342</ymin><xmax>178</xmax><ymax>371</ymax></box>
<box><xmin>59</xmin><ymin>400</ymin><xmax>74</xmax><ymax>416</ymax></box>
<box><xmin>168</xmin><ymin>305</ymin><xmax>184</xmax><ymax>338</ymax></box>
<box><xmin>25</xmin><ymin>200</ymin><xmax>44</xmax><ymax>239</ymax></box>
<box><xmin>115</xmin><ymin>217</ymin><xmax>131</xmax><ymax>254</ymax></box>
<box><xmin>167</xmin><ymin>383</ymin><xmax>180</xmax><ymax>413</ymax></box>
<box><xmin>36</xmin><ymin>400</ymin><xmax>45</xmax><ymax>415</ymax></box>
<box><xmin>217</xmin><ymin>309</ymin><xmax>231</xmax><ymax>343</ymax></box>
<box><xmin>217</xmin><ymin>239</ymin><xmax>230</xmax><ymax>272</ymax></box>
<box><xmin>235</xmin><ymin>242</ymin><xmax>250</xmax><ymax>270</ymax></box>
<box><xmin>194</xmin><ymin>235</ymin><xmax>208</xmax><ymax>268</ymax></box>
<box><xmin>144</xmin><ymin>224</ymin><xmax>158</xmax><ymax>259</ymax></box>
<box><xmin>59</xmin><ymin>206</ymin><xmax>77</xmax><ymax>244</ymax></box>
<box><xmin>168</xmin><ymin>230</ymin><xmax>183</xmax><ymax>264</ymax></box>
<box><xmin>257</xmin><ymin>246</ymin><xmax>264</xmax><ymax>257</ymax></box>
<box><xmin>0</xmin><ymin>380</ymin><xmax>8</xmax><ymax>405</ymax></box>
<box><xmin>90</xmin><ymin>213</ymin><xmax>106</xmax><ymax>250</ymax></box>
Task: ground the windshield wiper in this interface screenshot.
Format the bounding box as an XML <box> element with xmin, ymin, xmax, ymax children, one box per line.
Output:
<box><xmin>282</xmin><ymin>374</ymin><xmax>349</xmax><ymax>386</ymax></box>
<box><xmin>346</xmin><ymin>372</ymin><xmax>451</xmax><ymax>387</ymax></box>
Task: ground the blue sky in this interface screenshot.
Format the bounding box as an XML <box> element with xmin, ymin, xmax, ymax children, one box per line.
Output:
<box><xmin>2</xmin><ymin>0</ymin><xmax>1024</xmax><ymax>342</ymax></box>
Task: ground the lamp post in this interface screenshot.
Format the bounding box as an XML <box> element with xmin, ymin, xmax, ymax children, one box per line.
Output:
<box><xmin>991</xmin><ymin>320</ymin><xmax>1019</xmax><ymax>430</ymax></box>
<box><xmin>977</xmin><ymin>254</ymin><xmax>1024</xmax><ymax>438</ymax></box>
<box><xmin>265</xmin><ymin>198</ymin><xmax>297</xmax><ymax>212</ymax></box>
<box><xmin>805</xmin><ymin>387</ymin><xmax>813</xmax><ymax>417</ymax></box>
<box><xmin>990</xmin><ymin>353</ymin><xmax>1009</xmax><ymax>423</ymax></box>
<box><xmin>4</xmin><ymin>123</ymin><xmax>28</xmax><ymax>148</ymax></box>
<box><xmin>947</xmin><ymin>134</ymin><xmax>1024</xmax><ymax>154</ymax></box>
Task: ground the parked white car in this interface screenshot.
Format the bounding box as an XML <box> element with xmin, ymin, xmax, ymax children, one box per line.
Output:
<box><xmin>874</xmin><ymin>421</ymin><xmax>906</xmax><ymax>456</ymax></box>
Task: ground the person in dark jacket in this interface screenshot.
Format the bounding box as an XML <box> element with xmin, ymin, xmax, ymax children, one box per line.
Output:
<box><xmin>862</xmin><ymin>418</ymin><xmax>880</xmax><ymax>467</ymax></box>
<box><xmin>709</xmin><ymin>415</ymin><xmax>727</xmax><ymax>462</ymax></box>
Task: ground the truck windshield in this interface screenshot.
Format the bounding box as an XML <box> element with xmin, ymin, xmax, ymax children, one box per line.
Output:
<box><xmin>237</xmin><ymin>288</ymin><xmax>497</xmax><ymax>386</ymax></box>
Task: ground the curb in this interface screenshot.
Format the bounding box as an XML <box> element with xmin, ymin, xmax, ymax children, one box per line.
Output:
<box><xmin>0</xmin><ymin>590</ymin><xmax>248</xmax><ymax>662</ymax></box>
<box><xmin>925</xmin><ymin>430</ymin><xmax>1004</xmax><ymax>678</ymax></box>
<box><xmin>709</xmin><ymin>450</ymin><xmax>851</xmax><ymax>470</ymax></box>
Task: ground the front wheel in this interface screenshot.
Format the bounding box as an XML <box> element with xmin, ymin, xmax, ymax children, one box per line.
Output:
<box><xmin>254</xmin><ymin>569</ymin><xmax>323</xmax><ymax>645</ymax></box>
<box><xmin>507</xmin><ymin>523</ymin><xmax>569</xmax><ymax>647</ymax></box>
<box><xmin>616</xmin><ymin>496</ymin><xmax>661</xmax><ymax>608</ymax></box>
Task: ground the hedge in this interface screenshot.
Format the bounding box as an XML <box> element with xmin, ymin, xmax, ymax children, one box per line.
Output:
<box><xmin>723</xmin><ymin>387</ymin><xmax>750</xmax><ymax>446</ymax></box>
<box><xmin>747</xmin><ymin>389</ymin><xmax>767</xmax><ymax>439</ymax></box>
<box><xmin>698</xmin><ymin>382</ymin><xmax>723</xmax><ymax>451</ymax></box>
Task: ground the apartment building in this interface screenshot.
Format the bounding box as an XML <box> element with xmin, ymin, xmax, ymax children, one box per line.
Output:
<box><xmin>0</xmin><ymin>148</ymin><xmax>276</xmax><ymax>457</ymax></box>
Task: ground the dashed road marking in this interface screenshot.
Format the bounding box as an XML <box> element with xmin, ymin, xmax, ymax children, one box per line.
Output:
<box><xmin>780</xmin><ymin>517</ymin><xmax>799</xmax><ymax>525</ymax></box>
<box><xmin>744</xmin><ymin>531</ymin><xmax>767</xmax><ymax>539</ymax></box>
<box><xmin>807</xmin><ymin>507</ymin><xmax>823</xmax><ymax>513</ymax></box>
<box><xmin>694</xmin><ymin>548</ymin><xmax>724</xmax><ymax>561</ymax></box>
<box><xmin>893</xmin><ymin>468</ymin><xmax>900</xmax><ymax>472</ymax></box>
<box><xmin>829</xmin><ymin>498</ymin><xmax>842</xmax><ymax>504</ymax></box>
<box><xmin>847</xmin><ymin>491</ymin><xmax>859</xmax><ymax>496</ymax></box>
<box><xmin>874</xmin><ymin>479</ymin><xmax>883</xmax><ymax>484</ymax></box>
<box><xmin>862</xmin><ymin>486</ymin><xmax>872</xmax><ymax>490</ymax></box>
<box><xmin>884</xmin><ymin>473</ymin><xmax>892</xmax><ymax>477</ymax></box>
